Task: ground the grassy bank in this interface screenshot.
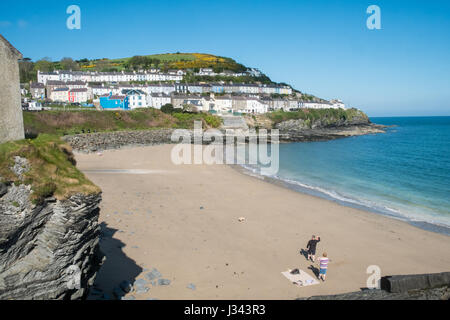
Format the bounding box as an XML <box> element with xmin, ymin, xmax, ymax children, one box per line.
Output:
<box><xmin>0</xmin><ymin>135</ymin><xmax>100</xmax><ymax>203</ymax></box>
<box><xmin>265</xmin><ymin>108</ymin><xmax>370</xmax><ymax>127</ymax></box>
<box><xmin>23</xmin><ymin>108</ymin><xmax>222</xmax><ymax>136</ymax></box>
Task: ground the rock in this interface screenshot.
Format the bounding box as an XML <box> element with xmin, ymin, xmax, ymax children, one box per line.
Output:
<box><xmin>0</xmin><ymin>182</ymin><xmax>7</xmax><ymax>197</ymax></box>
<box><xmin>0</xmin><ymin>191</ymin><xmax>103</xmax><ymax>300</ymax></box>
<box><xmin>113</xmin><ymin>287</ymin><xmax>125</xmax><ymax>299</ymax></box>
<box><xmin>187</xmin><ymin>283</ymin><xmax>196</xmax><ymax>290</ymax></box>
<box><xmin>119</xmin><ymin>280</ymin><xmax>133</xmax><ymax>293</ymax></box>
<box><xmin>145</xmin><ymin>268</ymin><xmax>162</xmax><ymax>281</ymax></box>
<box><xmin>10</xmin><ymin>156</ymin><xmax>30</xmax><ymax>180</ymax></box>
<box><xmin>121</xmin><ymin>295</ymin><xmax>136</xmax><ymax>300</ymax></box>
<box><xmin>381</xmin><ymin>272</ymin><xmax>450</xmax><ymax>293</ymax></box>
<box><xmin>158</xmin><ymin>279</ymin><xmax>171</xmax><ymax>286</ymax></box>
<box><xmin>300</xmin><ymin>272</ymin><xmax>450</xmax><ymax>300</ymax></box>
<box><xmin>133</xmin><ymin>279</ymin><xmax>149</xmax><ymax>294</ymax></box>
<box><xmin>62</xmin><ymin>129</ymin><xmax>178</xmax><ymax>153</ymax></box>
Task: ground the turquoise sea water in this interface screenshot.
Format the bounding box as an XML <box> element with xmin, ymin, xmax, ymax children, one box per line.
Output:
<box><xmin>246</xmin><ymin>117</ymin><xmax>450</xmax><ymax>235</ymax></box>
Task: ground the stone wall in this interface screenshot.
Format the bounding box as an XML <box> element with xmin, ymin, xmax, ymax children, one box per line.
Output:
<box><xmin>0</xmin><ymin>35</ymin><xmax>24</xmax><ymax>144</ymax></box>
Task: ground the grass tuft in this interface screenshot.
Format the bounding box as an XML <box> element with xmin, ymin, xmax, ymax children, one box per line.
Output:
<box><xmin>0</xmin><ymin>135</ymin><xmax>101</xmax><ymax>204</ymax></box>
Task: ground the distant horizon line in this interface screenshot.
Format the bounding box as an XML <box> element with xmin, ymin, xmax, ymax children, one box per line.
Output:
<box><xmin>368</xmin><ymin>115</ymin><xmax>450</xmax><ymax>118</ymax></box>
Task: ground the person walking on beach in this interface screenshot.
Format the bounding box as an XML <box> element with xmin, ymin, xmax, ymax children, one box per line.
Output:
<box><xmin>306</xmin><ymin>235</ymin><xmax>321</xmax><ymax>262</ymax></box>
<box><xmin>317</xmin><ymin>252</ymin><xmax>329</xmax><ymax>281</ymax></box>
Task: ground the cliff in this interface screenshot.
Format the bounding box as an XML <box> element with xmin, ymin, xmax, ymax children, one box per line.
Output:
<box><xmin>0</xmin><ymin>135</ymin><xmax>103</xmax><ymax>300</ymax></box>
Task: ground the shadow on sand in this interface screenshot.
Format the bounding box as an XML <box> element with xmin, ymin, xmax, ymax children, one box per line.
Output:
<box><xmin>308</xmin><ymin>265</ymin><xmax>320</xmax><ymax>279</ymax></box>
<box><xmin>88</xmin><ymin>222</ymin><xmax>143</xmax><ymax>300</ymax></box>
<box><xmin>299</xmin><ymin>248</ymin><xmax>309</xmax><ymax>260</ymax></box>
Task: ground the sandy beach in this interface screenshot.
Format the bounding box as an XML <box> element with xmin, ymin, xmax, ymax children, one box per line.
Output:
<box><xmin>75</xmin><ymin>144</ymin><xmax>450</xmax><ymax>300</ymax></box>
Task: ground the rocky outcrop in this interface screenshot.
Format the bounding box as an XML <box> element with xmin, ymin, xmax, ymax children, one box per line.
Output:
<box><xmin>277</xmin><ymin>124</ymin><xmax>386</xmax><ymax>142</ymax></box>
<box><xmin>63</xmin><ymin>129</ymin><xmax>177</xmax><ymax>153</ymax></box>
<box><xmin>381</xmin><ymin>272</ymin><xmax>450</xmax><ymax>294</ymax></box>
<box><xmin>0</xmin><ymin>184</ymin><xmax>103</xmax><ymax>300</ymax></box>
<box><xmin>0</xmin><ymin>149</ymin><xmax>103</xmax><ymax>300</ymax></box>
<box><xmin>243</xmin><ymin>111</ymin><xmax>387</xmax><ymax>142</ymax></box>
<box><xmin>301</xmin><ymin>272</ymin><xmax>450</xmax><ymax>300</ymax></box>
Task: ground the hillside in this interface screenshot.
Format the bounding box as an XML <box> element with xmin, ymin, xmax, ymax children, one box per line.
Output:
<box><xmin>76</xmin><ymin>53</ymin><xmax>249</xmax><ymax>73</ymax></box>
<box><xmin>22</xmin><ymin>109</ymin><xmax>222</xmax><ymax>136</ymax></box>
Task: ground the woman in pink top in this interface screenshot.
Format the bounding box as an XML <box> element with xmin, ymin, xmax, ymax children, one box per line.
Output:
<box><xmin>317</xmin><ymin>252</ymin><xmax>329</xmax><ymax>281</ymax></box>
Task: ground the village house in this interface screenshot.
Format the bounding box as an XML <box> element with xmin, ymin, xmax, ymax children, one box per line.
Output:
<box><xmin>181</xmin><ymin>98</ymin><xmax>204</xmax><ymax>112</ymax></box>
<box><xmin>143</xmin><ymin>83</ymin><xmax>175</xmax><ymax>95</ymax></box>
<box><xmin>214</xmin><ymin>95</ymin><xmax>233</xmax><ymax>113</ymax></box>
<box><xmin>231</xmin><ymin>96</ymin><xmax>247</xmax><ymax>113</ymax></box>
<box><xmin>171</xmin><ymin>95</ymin><xmax>193</xmax><ymax>108</ymax></box>
<box><xmin>88</xmin><ymin>84</ymin><xmax>119</xmax><ymax>96</ymax></box>
<box><xmin>122</xmin><ymin>89</ymin><xmax>147</xmax><ymax>109</ymax></box>
<box><xmin>175</xmin><ymin>83</ymin><xmax>188</xmax><ymax>94</ymax></box>
<box><xmin>197</xmin><ymin>68</ymin><xmax>216</xmax><ymax>76</ymax></box>
<box><xmin>20</xmin><ymin>84</ymin><xmax>28</xmax><ymax>96</ymax></box>
<box><xmin>30</xmin><ymin>82</ymin><xmax>46</xmax><ymax>99</ymax></box>
<box><xmin>187</xmin><ymin>83</ymin><xmax>211</xmax><ymax>94</ymax></box>
<box><xmin>99</xmin><ymin>93</ymin><xmax>129</xmax><ymax>110</ymax></box>
<box><xmin>243</xmin><ymin>97</ymin><xmax>269</xmax><ymax>114</ymax></box>
<box><xmin>330</xmin><ymin>99</ymin><xmax>346</xmax><ymax>109</ymax></box>
<box><xmin>68</xmin><ymin>88</ymin><xmax>90</xmax><ymax>103</ymax></box>
<box><xmin>50</xmin><ymin>87</ymin><xmax>70</xmax><ymax>102</ymax></box>
<box><xmin>299</xmin><ymin>101</ymin><xmax>333</xmax><ymax>109</ymax></box>
<box><xmin>147</xmin><ymin>93</ymin><xmax>171</xmax><ymax>109</ymax></box>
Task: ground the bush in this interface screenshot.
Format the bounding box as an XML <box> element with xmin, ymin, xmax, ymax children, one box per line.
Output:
<box><xmin>161</xmin><ymin>104</ymin><xmax>174</xmax><ymax>114</ymax></box>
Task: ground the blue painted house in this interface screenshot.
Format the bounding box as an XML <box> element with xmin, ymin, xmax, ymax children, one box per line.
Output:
<box><xmin>99</xmin><ymin>93</ymin><xmax>129</xmax><ymax>110</ymax></box>
<box><xmin>211</xmin><ymin>83</ymin><xmax>224</xmax><ymax>93</ymax></box>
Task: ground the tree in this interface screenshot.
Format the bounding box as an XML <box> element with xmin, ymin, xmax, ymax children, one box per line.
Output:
<box><xmin>94</xmin><ymin>59</ymin><xmax>109</xmax><ymax>71</ymax></box>
<box><xmin>33</xmin><ymin>57</ymin><xmax>53</xmax><ymax>73</ymax></box>
<box><xmin>19</xmin><ymin>58</ymin><xmax>35</xmax><ymax>83</ymax></box>
<box><xmin>60</xmin><ymin>57</ymin><xmax>80</xmax><ymax>71</ymax></box>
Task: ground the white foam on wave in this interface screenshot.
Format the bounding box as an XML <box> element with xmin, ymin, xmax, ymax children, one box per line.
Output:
<box><xmin>239</xmin><ymin>164</ymin><xmax>450</xmax><ymax>232</ymax></box>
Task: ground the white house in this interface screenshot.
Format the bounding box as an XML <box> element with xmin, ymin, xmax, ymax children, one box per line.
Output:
<box><xmin>300</xmin><ymin>101</ymin><xmax>333</xmax><ymax>109</ymax></box>
<box><xmin>50</xmin><ymin>87</ymin><xmax>69</xmax><ymax>102</ymax></box>
<box><xmin>330</xmin><ymin>99</ymin><xmax>346</xmax><ymax>109</ymax></box>
<box><xmin>147</xmin><ymin>93</ymin><xmax>171</xmax><ymax>109</ymax></box>
<box><xmin>214</xmin><ymin>96</ymin><xmax>233</xmax><ymax>113</ymax></box>
<box><xmin>244</xmin><ymin>98</ymin><xmax>269</xmax><ymax>114</ymax></box>
<box><xmin>197</xmin><ymin>68</ymin><xmax>216</xmax><ymax>76</ymax></box>
<box><xmin>123</xmin><ymin>89</ymin><xmax>147</xmax><ymax>109</ymax></box>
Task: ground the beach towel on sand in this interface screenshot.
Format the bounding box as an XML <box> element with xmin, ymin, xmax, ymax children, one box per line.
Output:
<box><xmin>282</xmin><ymin>270</ymin><xmax>320</xmax><ymax>287</ymax></box>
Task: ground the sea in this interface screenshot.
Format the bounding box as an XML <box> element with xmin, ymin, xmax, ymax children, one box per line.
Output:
<box><xmin>242</xmin><ymin>116</ymin><xmax>450</xmax><ymax>236</ymax></box>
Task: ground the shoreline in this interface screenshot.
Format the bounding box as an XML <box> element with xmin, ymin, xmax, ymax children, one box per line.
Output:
<box><xmin>75</xmin><ymin>144</ymin><xmax>450</xmax><ymax>300</ymax></box>
<box><xmin>233</xmin><ymin>164</ymin><xmax>450</xmax><ymax>237</ymax></box>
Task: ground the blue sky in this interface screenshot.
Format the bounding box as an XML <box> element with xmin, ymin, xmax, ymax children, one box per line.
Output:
<box><xmin>1</xmin><ymin>0</ymin><xmax>449</xmax><ymax>116</ymax></box>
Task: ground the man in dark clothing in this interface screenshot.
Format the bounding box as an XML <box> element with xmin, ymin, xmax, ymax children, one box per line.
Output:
<box><xmin>306</xmin><ymin>235</ymin><xmax>321</xmax><ymax>262</ymax></box>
